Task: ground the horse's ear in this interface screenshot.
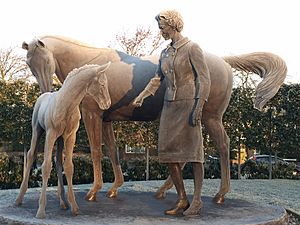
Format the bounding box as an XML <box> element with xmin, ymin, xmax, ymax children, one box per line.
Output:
<box><xmin>37</xmin><ymin>39</ymin><xmax>45</xmax><ymax>48</ymax></box>
<box><xmin>22</xmin><ymin>42</ymin><xmax>29</xmax><ymax>50</ymax></box>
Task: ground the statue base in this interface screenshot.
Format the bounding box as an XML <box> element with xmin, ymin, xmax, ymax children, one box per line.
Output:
<box><xmin>0</xmin><ymin>183</ymin><xmax>287</xmax><ymax>225</ymax></box>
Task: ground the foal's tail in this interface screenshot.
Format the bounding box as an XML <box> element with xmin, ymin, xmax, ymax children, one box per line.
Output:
<box><xmin>223</xmin><ymin>52</ymin><xmax>287</xmax><ymax>111</ymax></box>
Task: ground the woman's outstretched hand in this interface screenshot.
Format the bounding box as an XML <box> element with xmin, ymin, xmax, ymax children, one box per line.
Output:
<box><xmin>133</xmin><ymin>95</ymin><xmax>144</xmax><ymax>107</ymax></box>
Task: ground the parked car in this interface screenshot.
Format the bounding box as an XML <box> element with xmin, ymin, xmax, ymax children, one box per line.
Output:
<box><xmin>245</xmin><ymin>154</ymin><xmax>300</xmax><ymax>176</ymax></box>
<box><xmin>249</xmin><ymin>154</ymin><xmax>288</xmax><ymax>164</ymax></box>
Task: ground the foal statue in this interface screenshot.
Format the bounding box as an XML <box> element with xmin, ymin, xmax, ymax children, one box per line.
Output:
<box><xmin>15</xmin><ymin>63</ymin><xmax>111</xmax><ymax>218</ymax></box>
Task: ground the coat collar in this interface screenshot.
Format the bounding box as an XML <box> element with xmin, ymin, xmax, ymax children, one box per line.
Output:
<box><xmin>168</xmin><ymin>37</ymin><xmax>190</xmax><ymax>50</ymax></box>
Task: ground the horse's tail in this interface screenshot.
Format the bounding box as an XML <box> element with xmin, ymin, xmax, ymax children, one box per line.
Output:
<box><xmin>223</xmin><ymin>52</ymin><xmax>287</xmax><ymax>111</ymax></box>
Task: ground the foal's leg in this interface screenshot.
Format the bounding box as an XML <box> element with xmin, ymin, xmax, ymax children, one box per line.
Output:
<box><xmin>63</xmin><ymin>133</ymin><xmax>79</xmax><ymax>216</ymax></box>
<box><xmin>154</xmin><ymin>162</ymin><xmax>186</xmax><ymax>199</ymax></box>
<box><xmin>36</xmin><ymin>131</ymin><xmax>56</xmax><ymax>219</ymax></box>
<box><xmin>81</xmin><ymin>105</ymin><xmax>104</xmax><ymax>201</ymax></box>
<box><xmin>203</xmin><ymin>114</ymin><xmax>230</xmax><ymax>203</ymax></box>
<box><xmin>55</xmin><ymin>136</ymin><xmax>68</xmax><ymax>209</ymax></box>
<box><xmin>103</xmin><ymin>122</ymin><xmax>124</xmax><ymax>198</ymax></box>
<box><xmin>183</xmin><ymin>162</ymin><xmax>203</xmax><ymax>216</ymax></box>
<box><xmin>15</xmin><ymin>126</ymin><xmax>43</xmax><ymax>206</ymax></box>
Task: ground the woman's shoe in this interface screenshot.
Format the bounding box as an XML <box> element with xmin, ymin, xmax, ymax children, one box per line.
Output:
<box><xmin>164</xmin><ymin>199</ymin><xmax>190</xmax><ymax>215</ymax></box>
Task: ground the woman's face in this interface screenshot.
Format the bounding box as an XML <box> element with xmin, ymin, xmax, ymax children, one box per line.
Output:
<box><xmin>158</xmin><ymin>20</ymin><xmax>175</xmax><ymax>40</ymax></box>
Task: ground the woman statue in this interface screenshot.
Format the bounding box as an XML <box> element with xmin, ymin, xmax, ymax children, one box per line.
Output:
<box><xmin>133</xmin><ymin>9</ymin><xmax>211</xmax><ymax>216</ymax></box>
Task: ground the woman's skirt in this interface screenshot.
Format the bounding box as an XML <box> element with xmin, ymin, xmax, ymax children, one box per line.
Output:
<box><xmin>158</xmin><ymin>99</ymin><xmax>204</xmax><ymax>163</ymax></box>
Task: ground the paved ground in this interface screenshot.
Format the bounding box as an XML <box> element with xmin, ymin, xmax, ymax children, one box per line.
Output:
<box><xmin>0</xmin><ymin>179</ymin><xmax>295</xmax><ymax>225</ymax></box>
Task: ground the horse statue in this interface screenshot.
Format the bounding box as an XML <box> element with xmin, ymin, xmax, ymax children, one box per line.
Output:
<box><xmin>22</xmin><ymin>35</ymin><xmax>287</xmax><ymax>205</ymax></box>
<box><xmin>15</xmin><ymin>63</ymin><xmax>111</xmax><ymax>219</ymax></box>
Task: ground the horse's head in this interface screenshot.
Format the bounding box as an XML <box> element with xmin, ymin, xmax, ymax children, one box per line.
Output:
<box><xmin>86</xmin><ymin>62</ymin><xmax>111</xmax><ymax>110</ymax></box>
<box><xmin>22</xmin><ymin>39</ymin><xmax>55</xmax><ymax>93</ymax></box>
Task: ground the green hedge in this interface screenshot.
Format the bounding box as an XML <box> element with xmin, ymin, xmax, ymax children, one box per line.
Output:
<box><xmin>1</xmin><ymin>81</ymin><xmax>300</xmax><ymax>162</ymax></box>
<box><xmin>1</xmin><ymin>152</ymin><xmax>298</xmax><ymax>190</ymax></box>
<box><xmin>0</xmin><ymin>153</ymin><xmax>170</xmax><ymax>189</ymax></box>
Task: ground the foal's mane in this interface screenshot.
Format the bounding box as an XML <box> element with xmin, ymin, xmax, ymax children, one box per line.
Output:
<box><xmin>63</xmin><ymin>64</ymin><xmax>99</xmax><ymax>86</ymax></box>
<box><xmin>38</xmin><ymin>35</ymin><xmax>99</xmax><ymax>49</ymax></box>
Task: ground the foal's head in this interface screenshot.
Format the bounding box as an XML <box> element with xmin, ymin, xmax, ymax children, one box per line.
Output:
<box><xmin>86</xmin><ymin>63</ymin><xmax>111</xmax><ymax>110</ymax></box>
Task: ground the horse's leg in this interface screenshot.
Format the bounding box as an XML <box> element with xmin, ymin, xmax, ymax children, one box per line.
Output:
<box><xmin>183</xmin><ymin>162</ymin><xmax>203</xmax><ymax>216</ymax></box>
<box><xmin>103</xmin><ymin>122</ymin><xmax>124</xmax><ymax>198</ymax></box>
<box><xmin>203</xmin><ymin>114</ymin><xmax>230</xmax><ymax>203</ymax></box>
<box><xmin>36</xmin><ymin>131</ymin><xmax>56</xmax><ymax>219</ymax></box>
<box><xmin>15</xmin><ymin>126</ymin><xmax>43</xmax><ymax>206</ymax></box>
<box><xmin>63</xmin><ymin>133</ymin><xmax>79</xmax><ymax>216</ymax></box>
<box><xmin>154</xmin><ymin>162</ymin><xmax>186</xmax><ymax>199</ymax></box>
<box><xmin>55</xmin><ymin>136</ymin><xmax>68</xmax><ymax>209</ymax></box>
<box><xmin>81</xmin><ymin>105</ymin><xmax>103</xmax><ymax>201</ymax></box>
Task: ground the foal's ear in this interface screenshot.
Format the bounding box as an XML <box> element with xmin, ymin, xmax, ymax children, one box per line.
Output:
<box><xmin>36</xmin><ymin>39</ymin><xmax>46</xmax><ymax>48</ymax></box>
<box><xmin>97</xmin><ymin>61</ymin><xmax>111</xmax><ymax>73</ymax></box>
<box><xmin>22</xmin><ymin>42</ymin><xmax>29</xmax><ymax>50</ymax></box>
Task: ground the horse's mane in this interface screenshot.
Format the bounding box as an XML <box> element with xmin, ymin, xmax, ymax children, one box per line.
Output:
<box><xmin>63</xmin><ymin>64</ymin><xmax>99</xmax><ymax>86</ymax></box>
<box><xmin>38</xmin><ymin>35</ymin><xmax>99</xmax><ymax>49</ymax></box>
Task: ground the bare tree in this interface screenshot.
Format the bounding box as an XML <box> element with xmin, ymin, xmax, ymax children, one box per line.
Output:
<box><xmin>0</xmin><ymin>47</ymin><xmax>31</xmax><ymax>81</ymax></box>
<box><xmin>110</xmin><ymin>26</ymin><xmax>164</xmax><ymax>57</ymax></box>
<box><xmin>233</xmin><ymin>69</ymin><xmax>260</xmax><ymax>89</ymax></box>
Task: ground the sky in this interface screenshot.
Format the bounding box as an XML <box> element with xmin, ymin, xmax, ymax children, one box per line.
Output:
<box><xmin>1</xmin><ymin>0</ymin><xmax>299</xmax><ymax>83</ymax></box>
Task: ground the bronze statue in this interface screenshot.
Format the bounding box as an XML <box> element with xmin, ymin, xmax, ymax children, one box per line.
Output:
<box><xmin>22</xmin><ymin>28</ymin><xmax>287</xmax><ymax>207</ymax></box>
<box><xmin>15</xmin><ymin>63</ymin><xmax>111</xmax><ymax>218</ymax></box>
<box><xmin>133</xmin><ymin>10</ymin><xmax>210</xmax><ymax>216</ymax></box>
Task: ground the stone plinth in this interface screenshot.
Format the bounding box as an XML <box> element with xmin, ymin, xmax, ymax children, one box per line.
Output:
<box><xmin>0</xmin><ymin>185</ymin><xmax>287</xmax><ymax>225</ymax></box>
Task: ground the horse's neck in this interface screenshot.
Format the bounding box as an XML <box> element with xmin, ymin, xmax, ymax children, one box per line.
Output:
<box><xmin>48</xmin><ymin>40</ymin><xmax>118</xmax><ymax>82</ymax></box>
<box><xmin>54</xmin><ymin>75</ymin><xmax>89</xmax><ymax>115</ymax></box>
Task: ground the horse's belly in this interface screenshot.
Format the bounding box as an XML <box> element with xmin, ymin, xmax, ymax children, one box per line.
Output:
<box><xmin>103</xmin><ymin>91</ymin><xmax>164</xmax><ymax>122</ymax></box>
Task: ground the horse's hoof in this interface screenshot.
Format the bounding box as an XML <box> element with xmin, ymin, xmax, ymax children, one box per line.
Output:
<box><xmin>106</xmin><ymin>190</ymin><xmax>117</xmax><ymax>198</ymax></box>
<box><xmin>85</xmin><ymin>192</ymin><xmax>96</xmax><ymax>201</ymax></box>
<box><xmin>164</xmin><ymin>199</ymin><xmax>190</xmax><ymax>215</ymax></box>
<box><xmin>154</xmin><ymin>191</ymin><xmax>166</xmax><ymax>199</ymax></box>
<box><xmin>213</xmin><ymin>194</ymin><xmax>225</xmax><ymax>204</ymax></box>
<box><xmin>183</xmin><ymin>200</ymin><xmax>201</xmax><ymax>216</ymax></box>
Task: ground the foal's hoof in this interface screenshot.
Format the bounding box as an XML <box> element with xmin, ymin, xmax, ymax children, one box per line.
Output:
<box><xmin>106</xmin><ymin>189</ymin><xmax>117</xmax><ymax>198</ymax></box>
<box><xmin>60</xmin><ymin>201</ymin><xmax>69</xmax><ymax>210</ymax></box>
<box><xmin>213</xmin><ymin>193</ymin><xmax>225</xmax><ymax>204</ymax></box>
<box><xmin>164</xmin><ymin>199</ymin><xmax>190</xmax><ymax>215</ymax></box>
<box><xmin>15</xmin><ymin>198</ymin><xmax>22</xmax><ymax>206</ymax></box>
<box><xmin>71</xmin><ymin>206</ymin><xmax>79</xmax><ymax>216</ymax></box>
<box><xmin>154</xmin><ymin>190</ymin><xmax>166</xmax><ymax>199</ymax></box>
<box><xmin>36</xmin><ymin>210</ymin><xmax>46</xmax><ymax>219</ymax></box>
